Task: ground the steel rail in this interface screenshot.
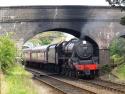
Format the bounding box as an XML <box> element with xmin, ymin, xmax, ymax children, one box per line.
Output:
<box><xmin>26</xmin><ymin>68</ymin><xmax>125</xmax><ymax>94</ymax></box>
<box><xmin>27</xmin><ymin>68</ymin><xmax>96</xmax><ymax>94</ymax></box>
<box><xmin>81</xmin><ymin>79</ymin><xmax>125</xmax><ymax>94</ymax></box>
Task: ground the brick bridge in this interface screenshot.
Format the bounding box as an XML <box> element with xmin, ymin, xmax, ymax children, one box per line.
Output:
<box><xmin>0</xmin><ymin>6</ymin><xmax>125</xmax><ymax>66</ymax></box>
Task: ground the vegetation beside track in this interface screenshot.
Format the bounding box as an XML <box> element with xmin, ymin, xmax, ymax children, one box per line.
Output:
<box><xmin>26</xmin><ymin>31</ymin><xmax>65</xmax><ymax>47</ymax></box>
<box><xmin>113</xmin><ymin>64</ymin><xmax>125</xmax><ymax>80</ymax></box>
<box><xmin>0</xmin><ymin>35</ymin><xmax>16</xmax><ymax>73</ymax></box>
<box><xmin>109</xmin><ymin>38</ymin><xmax>125</xmax><ymax>80</ymax></box>
<box><xmin>109</xmin><ymin>38</ymin><xmax>125</xmax><ymax>65</ymax></box>
<box><xmin>0</xmin><ymin>34</ymin><xmax>37</xmax><ymax>94</ymax></box>
<box><xmin>4</xmin><ymin>64</ymin><xmax>37</xmax><ymax>94</ymax></box>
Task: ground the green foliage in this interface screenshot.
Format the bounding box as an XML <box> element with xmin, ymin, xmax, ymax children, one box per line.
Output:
<box><xmin>116</xmin><ymin>64</ymin><xmax>125</xmax><ymax>79</ymax></box>
<box><xmin>0</xmin><ymin>35</ymin><xmax>17</xmax><ymax>73</ymax></box>
<box><xmin>101</xmin><ymin>64</ymin><xmax>112</xmax><ymax>74</ymax></box>
<box><xmin>29</xmin><ymin>37</ymin><xmax>52</xmax><ymax>45</ymax></box>
<box><xmin>5</xmin><ymin>64</ymin><xmax>37</xmax><ymax>94</ymax></box>
<box><xmin>39</xmin><ymin>37</ymin><xmax>51</xmax><ymax>45</ymax></box>
<box><xmin>106</xmin><ymin>0</ymin><xmax>125</xmax><ymax>6</ymax></box>
<box><xmin>109</xmin><ymin>38</ymin><xmax>125</xmax><ymax>56</ymax></box>
<box><xmin>109</xmin><ymin>35</ymin><xmax>125</xmax><ymax>80</ymax></box>
<box><xmin>28</xmin><ymin>31</ymin><xmax>65</xmax><ymax>46</ymax></box>
<box><xmin>6</xmin><ymin>64</ymin><xmax>29</xmax><ymax>75</ymax></box>
<box><xmin>109</xmin><ymin>38</ymin><xmax>125</xmax><ymax>65</ymax></box>
<box><xmin>0</xmin><ymin>35</ymin><xmax>37</xmax><ymax>94</ymax></box>
<box><xmin>111</xmin><ymin>55</ymin><xmax>125</xmax><ymax>65</ymax></box>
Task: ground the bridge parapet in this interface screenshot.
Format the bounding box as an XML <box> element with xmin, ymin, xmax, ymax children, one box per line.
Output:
<box><xmin>0</xmin><ymin>6</ymin><xmax>124</xmax><ymax>23</ymax></box>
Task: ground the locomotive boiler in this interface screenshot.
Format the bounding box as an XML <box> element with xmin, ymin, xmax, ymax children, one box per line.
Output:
<box><xmin>23</xmin><ymin>38</ymin><xmax>99</xmax><ymax>78</ymax></box>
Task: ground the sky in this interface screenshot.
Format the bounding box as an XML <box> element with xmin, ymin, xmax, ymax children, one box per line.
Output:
<box><xmin>0</xmin><ymin>0</ymin><xmax>109</xmax><ymax>6</ymax></box>
<box><xmin>64</xmin><ymin>33</ymin><xmax>75</xmax><ymax>41</ymax></box>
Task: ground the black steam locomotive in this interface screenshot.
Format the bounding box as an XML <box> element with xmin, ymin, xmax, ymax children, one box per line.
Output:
<box><xmin>23</xmin><ymin>38</ymin><xmax>99</xmax><ymax>77</ymax></box>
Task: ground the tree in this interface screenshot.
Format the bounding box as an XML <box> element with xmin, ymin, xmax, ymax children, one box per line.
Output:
<box><xmin>109</xmin><ymin>38</ymin><xmax>125</xmax><ymax>64</ymax></box>
<box><xmin>27</xmin><ymin>31</ymin><xmax>65</xmax><ymax>46</ymax></box>
<box><xmin>106</xmin><ymin>0</ymin><xmax>125</xmax><ymax>6</ymax></box>
<box><xmin>106</xmin><ymin>0</ymin><xmax>125</xmax><ymax>25</ymax></box>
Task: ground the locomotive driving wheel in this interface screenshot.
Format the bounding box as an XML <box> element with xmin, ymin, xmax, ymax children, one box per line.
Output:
<box><xmin>61</xmin><ymin>67</ymin><xmax>66</xmax><ymax>75</ymax></box>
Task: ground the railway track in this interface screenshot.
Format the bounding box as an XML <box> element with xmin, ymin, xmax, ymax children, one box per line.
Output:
<box><xmin>26</xmin><ymin>68</ymin><xmax>125</xmax><ymax>94</ymax></box>
<box><xmin>100</xmin><ymin>73</ymin><xmax>125</xmax><ymax>85</ymax></box>
<box><xmin>83</xmin><ymin>79</ymin><xmax>125</xmax><ymax>94</ymax></box>
<box><xmin>53</xmin><ymin>76</ymin><xmax>125</xmax><ymax>94</ymax></box>
<box><xmin>27</xmin><ymin>68</ymin><xmax>96</xmax><ymax>94</ymax></box>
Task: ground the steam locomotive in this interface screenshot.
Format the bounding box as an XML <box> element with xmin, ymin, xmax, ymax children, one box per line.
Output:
<box><xmin>23</xmin><ymin>38</ymin><xmax>99</xmax><ymax>77</ymax></box>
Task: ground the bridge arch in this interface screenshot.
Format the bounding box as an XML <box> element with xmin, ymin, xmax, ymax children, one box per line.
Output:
<box><xmin>23</xmin><ymin>27</ymin><xmax>100</xmax><ymax>55</ymax></box>
<box><xmin>24</xmin><ymin>28</ymin><xmax>99</xmax><ymax>57</ymax></box>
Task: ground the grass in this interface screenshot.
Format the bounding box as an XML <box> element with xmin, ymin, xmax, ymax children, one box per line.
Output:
<box><xmin>0</xmin><ymin>35</ymin><xmax>37</xmax><ymax>94</ymax></box>
<box><xmin>112</xmin><ymin>64</ymin><xmax>125</xmax><ymax>80</ymax></box>
<box><xmin>1</xmin><ymin>64</ymin><xmax>37</xmax><ymax>94</ymax></box>
<box><xmin>115</xmin><ymin>64</ymin><xmax>125</xmax><ymax>80</ymax></box>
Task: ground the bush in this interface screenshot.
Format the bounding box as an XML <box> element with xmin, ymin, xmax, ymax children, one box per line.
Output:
<box><xmin>109</xmin><ymin>38</ymin><xmax>125</xmax><ymax>66</ymax></box>
<box><xmin>0</xmin><ymin>35</ymin><xmax>17</xmax><ymax>73</ymax></box>
<box><xmin>0</xmin><ymin>35</ymin><xmax>37</xmax><ymax>94</ymax></box>
<box><xmin>111</xmin><ymin>54</ymin><xmax>125</xmax><ymax>65</ymax></box>
<box><xmin>101</xmin><ymin>64</ymin><xmax>112</xmax><ymax>74</ymax></box>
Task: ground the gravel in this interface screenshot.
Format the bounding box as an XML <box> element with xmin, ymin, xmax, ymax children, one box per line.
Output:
<box><xmin>32</xmin><ymin>79</ymin><xmax>64</xmax><ymax>94</ymax></box>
